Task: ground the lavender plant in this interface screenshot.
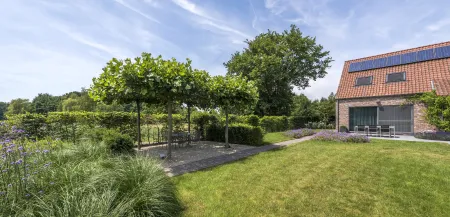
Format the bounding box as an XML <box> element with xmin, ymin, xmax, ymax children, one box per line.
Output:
<box><xmin>313</xmin><ymin>130</ymin><xmax>370</xmax><ymax>143</ymax></box>
<box><xmin>285</xmin><ymin>128</ymin><xmax>316</xmax><ymax>139</ymax></box>
<box><xmin>0</xmin><ymin>122</ymin><xmax>55</xmax><ymax>204</ymax></box>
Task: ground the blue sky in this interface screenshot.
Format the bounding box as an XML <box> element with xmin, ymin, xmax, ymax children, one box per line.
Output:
<box><xmin>1</xmin><ymin>0</ymin><xmax>450</xmax><ymax>102</ymax></box>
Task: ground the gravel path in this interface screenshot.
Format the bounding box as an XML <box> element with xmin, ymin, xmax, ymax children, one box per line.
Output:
<box><xmin>166</xmin><ymin>136</ymin><xmax>314</xmax><ymax>177</ymax></box>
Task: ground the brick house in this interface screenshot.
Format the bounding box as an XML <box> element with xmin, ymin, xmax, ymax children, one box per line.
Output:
<box><xmin>335</xmin><ymin>41</ymin><xmax>450</xmax><ymax>134</ymax></box>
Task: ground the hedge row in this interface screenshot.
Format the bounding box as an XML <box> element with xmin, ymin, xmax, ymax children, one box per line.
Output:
<box><xmin>206</xmin><ymin>124</ymin><xmax>264</xmax><ymax>146</ymax></box>
<box><xmin>4</xmin><ymin>112</ymin><xmax>186</xmax><ymax>143</ymax></box>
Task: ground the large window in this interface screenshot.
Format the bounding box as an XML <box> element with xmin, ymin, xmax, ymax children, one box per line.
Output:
<box><xmin>349</xmin><ymin>105</ymin><xmax>413</xmax><ymax>133</ymax></box>
<box><xmin>349</xmin><ymin>107</ymin><xmax>377</xmax><ymax>130</ymax></box>
<box><xmin>378</xmin><ymin>105</ymin><xmax>413</xmax><ymax>132</ymax></box>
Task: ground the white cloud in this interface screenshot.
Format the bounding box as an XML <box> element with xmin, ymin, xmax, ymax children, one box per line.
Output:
<box><xmin>427</xmin><ymin>19</ymin><xmax>450</xmax><ymax>31</ymax></box>
<box><xmin>114</xmin><ymin>0</ymin><xmax>160</xmax><ymax>23</ymax></box>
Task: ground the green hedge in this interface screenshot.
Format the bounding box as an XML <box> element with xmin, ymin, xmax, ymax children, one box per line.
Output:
<box><xmin>206</xmin><ymin>123</ymin><xmax>264</xmax><ymax>146</ymax></box>
<box><xmin>260</xmin><ymin>116</ymin><xmax>289</xmax><ymax>132</ymax></box>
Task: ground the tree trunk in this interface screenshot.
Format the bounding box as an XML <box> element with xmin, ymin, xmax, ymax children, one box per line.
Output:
<box><xmin>225</xmin><ymin>110</ymin><xmax>230</xmax><ymax>148</ymax></box>
<box><xmin>137</xmin><ymin>100</ymin><xmax>142</xmax><ymax>150</ymax></box>
<box><xmin>187</xmin><ymin>104</ymin><xmax>191</xmax><ymax>146</ymax></box>
<box><xmin>167</xmin><ymin>101</ymin><xmax>173</xmax><ymax>159</ymax></box>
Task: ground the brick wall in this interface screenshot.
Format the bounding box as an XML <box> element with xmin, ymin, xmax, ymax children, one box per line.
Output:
<box><xmin>336</xmin><ymin>95</ymin><xmax>436</xmax><ymax>134</ymax></box>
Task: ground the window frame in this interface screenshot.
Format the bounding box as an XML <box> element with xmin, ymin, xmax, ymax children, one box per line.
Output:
<box><xmin>386</xmin><ymin>72</ymin><xmax>406</xmax><ymax>83</ymax></box>
<box><xmin>355</xmin><ymin>75</ymin><xmax>373</xmax><ymax>86</ymax></box>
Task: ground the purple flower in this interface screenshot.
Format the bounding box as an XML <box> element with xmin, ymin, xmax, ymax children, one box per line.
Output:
<box><xmin>21</xmin><ymin>177</ymin><xmax>26</xmax><ymax>181</ymax></box>
<box><xmin>7</xmin><ymin>184</ymin><xmax>12</xmax><ymax>188</ymax></box>
<box><xmin>43</xmin><ymin>163</ymin><xmax>49</xmax><ymax>168</ymax></box>
<box><xmin>21</xmin><ymin>152</ymin><xmax>27</xmax><ymax>156</ymax></box>
<box><xmin>18</xmin><ymin>146</ymin><xmax>23</xmax><ymax>151</ymax></box>
<box><xmin>16</xmin><ymin>159</ymin><xmax>23</xmax><ymax>165</ymax></box>
<box><xmin>43</xmin><ymin>149</ymin><xmax>49</xmax><ymax>154</ymax></box>
<box><xmin>6</xmin><ymin>149</ymin><xmax>13</xmax><ymax>153</ymax></box>
<box><xmin>0</xmin><ymin>191</ymin><xmax>5</xmax><ymax>196</ymax></box>
<box><xmin>25</xmin><ymin>193</ymin><xmax>30</xmax><ymax>197</ymax></box>
<box><xmin>2</xmin><ymin>169</ymin><xmax>8</xmax><ymax>173</ymax></box>
<box><xmin>9</xmin><ymin>144</ymin><xmax>15</xmax><ymax>148</ymax></box>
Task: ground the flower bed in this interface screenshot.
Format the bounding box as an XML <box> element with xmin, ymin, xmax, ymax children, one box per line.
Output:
<box><xmin>415</xmin><ymin>130</ymin><xmax>450</xmax><ymax>141</ymax></box>
<box><xmin>313</xmin><ymin>130</ymin><xmax>369</xmax><ymax>143</ymax></box>
<box><xmin>284</xmin><ymin>128</ymin><xmax>316</xmax><ymax>139</ymax></box>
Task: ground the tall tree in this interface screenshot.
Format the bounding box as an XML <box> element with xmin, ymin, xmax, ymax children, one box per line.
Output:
<box><xmin>90</xmin><ymin>55</ymin><xmax>159</xmax><ymax>149</ymax></box>
<box><xmin>5</xmin><ymin>98</ymin><xmax>32</xmax><ymax>116</ymax></box>
<box><xmin>225</xmin><ymin>24</ymin><xmax>332</xmax><ymax>116</ymax></box>
<box><xmin>32</xmin><ymin>93</ymin><xmax>60</xmax><ymax>114</ymax></box>
<box><xmin>209</xmin><ymin>75</ymin><xmax>258</xmax><ymax>148</ymax></box>
<box><xmin>0</xmin><ymin>102</ymin><xmax>8</xmax><ymax>120</ymax></box>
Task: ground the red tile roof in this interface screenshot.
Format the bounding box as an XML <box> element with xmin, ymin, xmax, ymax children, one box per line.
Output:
<box><xmin>435</xmin><ymin>79</ymin><xmax>450</xmax><ymax>96</ymax></box>
<box><xmin>336</xmin><ymin>41</ymin><xmax>450</xmax><ymax>99</ymax></box>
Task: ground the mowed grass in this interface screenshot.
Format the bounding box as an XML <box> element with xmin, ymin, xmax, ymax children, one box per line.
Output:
<box><xmin>262</xmin><ymin>131</ymin><xmax>294</xmax><ymax>144</ymax></box>
<box><xmin>174</xmin><ymin>139</ymin><xmax>450</xmax><ymax>216</ymax></box>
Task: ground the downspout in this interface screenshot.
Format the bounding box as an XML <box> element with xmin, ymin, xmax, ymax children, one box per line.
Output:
<box><xmin>431</xmin><ymin>80</ymin><xmax>435</xmax><ymax>90</ymax></box>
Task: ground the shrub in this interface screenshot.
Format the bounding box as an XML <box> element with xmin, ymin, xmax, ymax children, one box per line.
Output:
<box><xmin>313</xmin><ymin>130</ymin><xmax>369</xmax><ymax>143</ymax></box>
<box><xmin>103</xmin><ymin>130</ymin><xmax>135</xmax><ymax>154</ymax></box>
<box><xmin>327</xmin><ymin>123</ymin><xmax>335</xmax><ymax>129</ymax></box>
<box><xmin>6</xmin><ymin>113</ymin><xmax>49</xmax><ymax>139</ymax></box>
<box><xmin>285</xmin><ymin>128</ymin><xmax>315</xmax><ymax>138</ymax></box>
<box><xmin>317</xmin><ymin>121</ymin><xmax>327</xmax><ymax>129</ymax></box>
<box><xmin>206</xmin><ymin>124</ymin><xmax>264</xmax><ymax>146</ymax></box>
<box><xmin>244</xmin><ymin>115</ymin><xmax>260</xmax><ymax>127</ymax></box>
<box><xmin>339</xmin><ymin>126</ymin><xmax>349</xmax><ymax>133</ymax></box>
<box><xmin>260</xmin><ymin>116</ymin><xmax>289</xmax><ymax>132</ymax></box>
<box><xmin>414</xmin><ymin>130</ymin><xmax>450</xmax><ymax>141</ymax></box>
<box><xmin>288</xmin><ymin>116</ymin><xmax>308</xmax><ymax>129</ymax></box>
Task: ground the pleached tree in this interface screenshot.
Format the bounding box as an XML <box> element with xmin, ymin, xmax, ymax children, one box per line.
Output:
<box><xmin>209</xmin><ymin>75</ymin><xmax>258</xmax><ymax>148</ymax></box>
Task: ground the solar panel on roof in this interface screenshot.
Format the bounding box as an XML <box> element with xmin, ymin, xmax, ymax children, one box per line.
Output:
<box><xmin>435</xmin><ymin>45</ymin><xmax>450</xmax><ymax>59</ymax></box>
<box><xmin>401</xmin><ymin>52</ymin><xmax>417</xmax><ymax>64</ymax></box>
<box><xmin>354</xmin><ymin>62</ymin><xmax>363</xmax><ymax>71</ymax></box>
<box><xmin>373</xmin><ymin>57</ymin><xmax>387</xmax><ymax>68</ymax></box>
<box><xmin>386</xmin><ymin>55</ymin><xmax>401</xmax><ymax>67</ymax></box>
<box><xmin>417</xmin><ymin>49</ymin><xmax>434</xmax><ymax>62</ymax></box>
<box><xmin>360</xmin><ymin>60</ymin><xmax>373</xmax><ymax>71</ymax></box>
<box><xmin>348</xmin><ymin>63</ymin><xmax>356</xmax><ymax>72</ymax></box>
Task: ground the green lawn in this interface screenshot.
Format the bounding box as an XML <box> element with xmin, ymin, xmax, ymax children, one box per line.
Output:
<box><xmin>262</xmin><ymin>131</ymin><xmax>294</xmax><ymax>144</ymax></box>
<box><xmin>174</xmin><ymin>139</ymin><xmax>450</xmax><ymax>216</ymax></box>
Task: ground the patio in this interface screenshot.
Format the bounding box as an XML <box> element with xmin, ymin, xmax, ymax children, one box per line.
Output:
<box><xmin>138</xmin><ymin>141</ymin><xmax>254</xmax><ymax>168</ymax></box>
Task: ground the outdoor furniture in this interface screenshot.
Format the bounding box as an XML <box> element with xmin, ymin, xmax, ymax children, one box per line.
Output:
<box><xmin>368</xmin><ymin>125</ymin><xmax>380</xmax><ymax>137</ymax></box>
<box><xmin>380</xmin><ymin>125</ymin><xmax>396</xmax><ymax>138</ymax></box>
<box><xmin>354</xmin><ymin>126</ymin><xmax>367</xmax><ymax>135</ymax></box>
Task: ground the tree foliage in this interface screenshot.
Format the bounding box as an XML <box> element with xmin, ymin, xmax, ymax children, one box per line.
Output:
<box><xmin>32</xmin><ymin>93</ymin><xmax>60</xmax><ymax>114</ymax></box>
<box><xmin>5</xmin><ymin>98</ymin><xmax>32</xmax><ymax>116</ymax></box>
<box><xmin>225</xmin><ymin>24</ymin><xmax>332</xmax><ymax>116</ymax></box>
<box><xmin>0</xmin><ymin>102</ymin><xmax>8</xmax><ymax>120</ymax></box>
<box><xmin>409</xmin><ymin>91</ymin><xmax>450</xmax><ymax>131</ymax></box>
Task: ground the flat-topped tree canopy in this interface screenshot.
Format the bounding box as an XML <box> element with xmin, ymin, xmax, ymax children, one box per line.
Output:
<box><xmin>209</xmin><ymin>75</ymin><xmax>258</xmax><ymax>148</ymax></box>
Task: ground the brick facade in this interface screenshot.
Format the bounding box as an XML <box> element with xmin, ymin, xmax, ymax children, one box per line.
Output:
<box><xmin>336</xmin><ymin>95</ymin><xmax>436</xmax><ymax>134</ymax></box>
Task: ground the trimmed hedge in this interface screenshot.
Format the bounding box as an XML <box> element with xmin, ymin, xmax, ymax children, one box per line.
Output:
<box><xmin>260</xmin><ymin>116</ymin><xmax>289</xmax><ymax>132</ymax></box>
<box><xmin>206</xmin><ymin>124</ymin><xmax>264</xmax><ymax>146</ymax></box>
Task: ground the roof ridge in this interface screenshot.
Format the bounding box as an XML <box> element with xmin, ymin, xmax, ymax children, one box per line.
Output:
<box><xmin>346</xmin><ymin>40</ymin><xmax>450</xmax><ymax>62</ymax></box>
